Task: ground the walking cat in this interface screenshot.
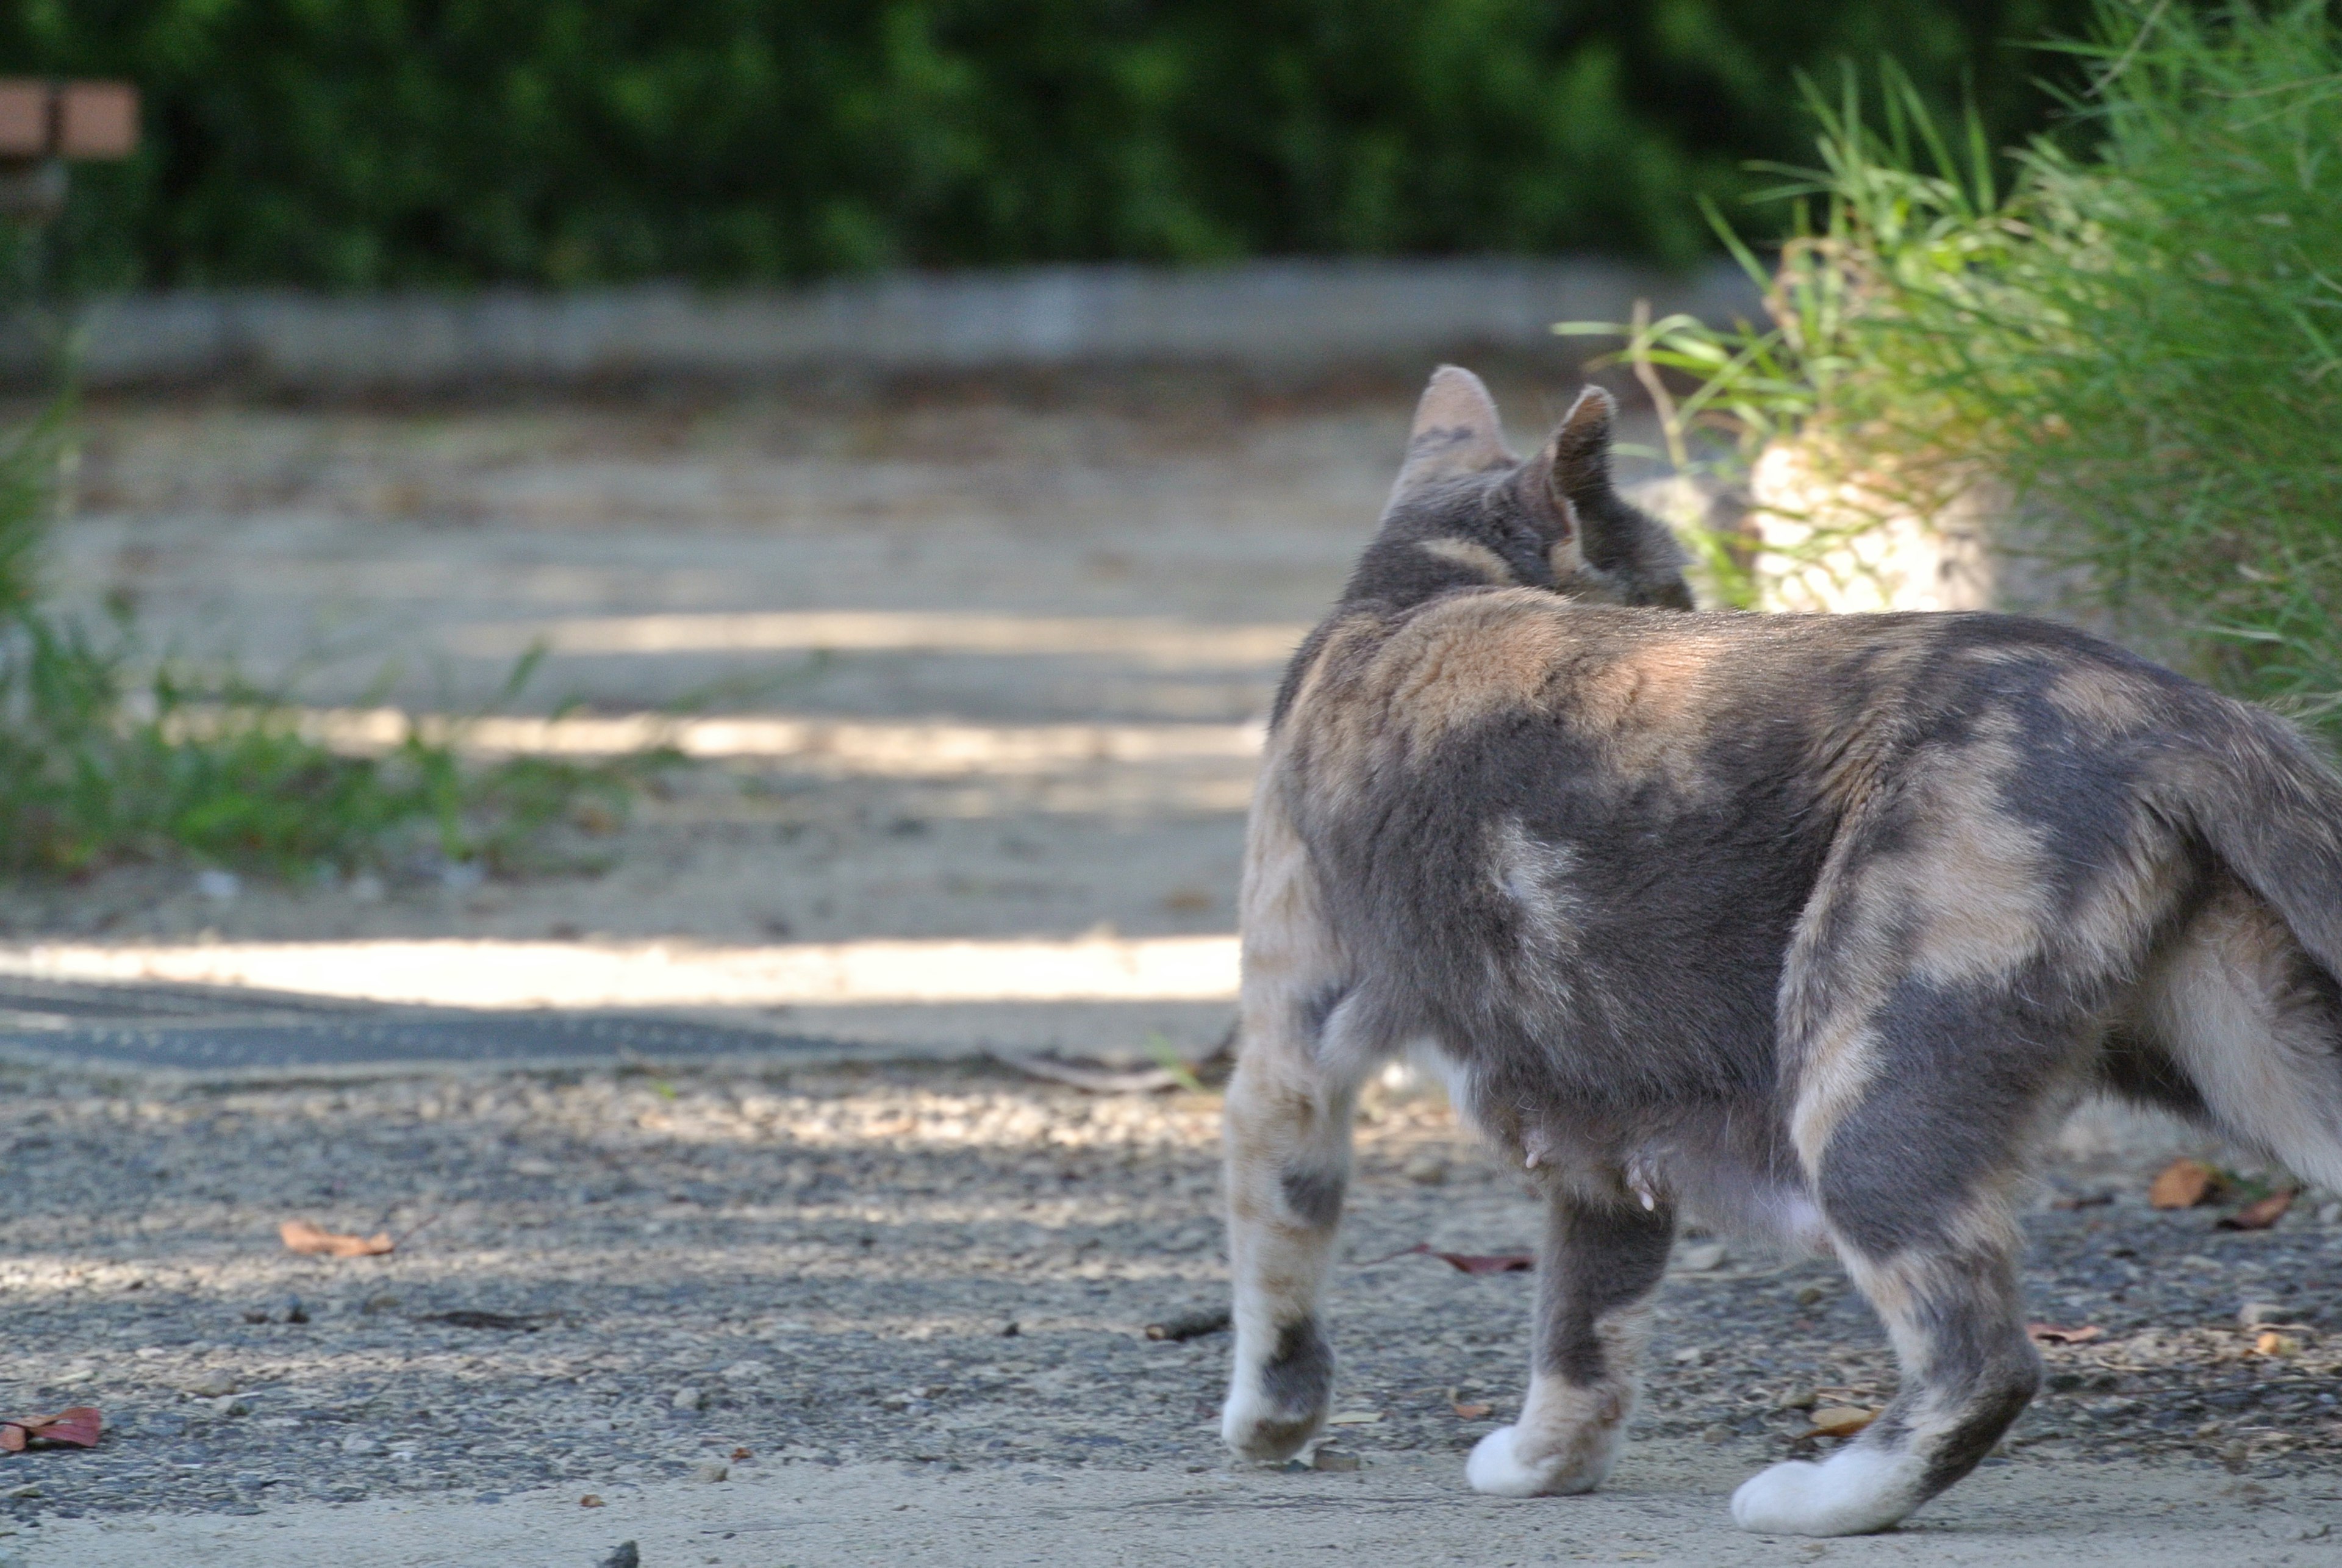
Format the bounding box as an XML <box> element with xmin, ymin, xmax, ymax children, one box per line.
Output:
<box><xmin>1220</xmin><ymin>366</ymin><xmax>2342</xmax><ymax>1534</ymax></box>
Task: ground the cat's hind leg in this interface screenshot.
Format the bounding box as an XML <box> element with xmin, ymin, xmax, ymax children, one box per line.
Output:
<box><xmin>1733</xmin><ymin>993</ymin><xmax>2055</xmax><ymax>1534</ymax></box>
<box><xmin>1468</xmin><ymin>1179</ymin><xmax>1673</xmax><ymax>1496</ymax></box>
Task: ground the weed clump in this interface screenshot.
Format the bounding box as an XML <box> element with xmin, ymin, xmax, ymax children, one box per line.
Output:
<box><xmin>1572</xmin><ymin>1</ymin><xmax>2342</xmax><ymax>739</ymax></box>
<box><xmin>0</xmin><ymin>399</ymin><xmax>660</xmax><ymax>880</ymax></box>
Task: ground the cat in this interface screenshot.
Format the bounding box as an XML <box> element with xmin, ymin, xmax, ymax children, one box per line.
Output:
<box><xmin>1219</xmin><ymin>365</ymin><xmax>2342</xmax><ymax>1535</ymax></box>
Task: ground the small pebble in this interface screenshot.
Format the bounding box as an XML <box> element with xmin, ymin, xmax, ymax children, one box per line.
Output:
<box><xmin>1402</xmin><ymin>1156</ymin><xmax>1447</xmax><ymax>1186</ymax></box>
<box><xmin>1678</xmin><ymin>1242</ymin><xmax>1727</xmax><ymax>1272</ymax></box>
<box><xmin>694</xmin><ymin>1461</ymin><xmax>730</xmax><ymax>1483</ymax></box>
<box><xmin>671</xmin><ymin>1386</ymin><xmax>704</xmax><ymax>1412</ymax></box>
<box><xmin>1311</xmin><ymin>1448</ymin><xmax>1361</xmax><ymax>1473</ymax></box>
<box><xmin>600</xmin><ymin>1544</ymin><xmax>640</xmax><ymax>1568</ymax></box>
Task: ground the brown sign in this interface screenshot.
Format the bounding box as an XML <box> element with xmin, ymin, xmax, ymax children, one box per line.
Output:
<box><xmin>0</xmin><ymin>80</ymin><xmax>138</xmax><ymax>160</ymax></box>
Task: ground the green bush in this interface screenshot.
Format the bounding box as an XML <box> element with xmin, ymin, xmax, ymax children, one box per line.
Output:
<box><xmin>1578</xmin><ymin>1</ymin><xmax>2342</xmax><ymax>738</ymax></box>
<box><xmin>2</xmin><ymin>1</ymin><xmax>2088</xmax><ymax>288</ymax></box>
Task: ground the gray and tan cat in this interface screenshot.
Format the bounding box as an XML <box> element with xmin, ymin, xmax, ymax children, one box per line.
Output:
<box><xmin>1220</xmin><ymin>366</ymin><xmax>2342</xmax><ymax>1535</ymax></box>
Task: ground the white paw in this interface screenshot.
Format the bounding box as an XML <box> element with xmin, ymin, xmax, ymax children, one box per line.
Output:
<box><xmin>1730</xmin><ymin>1448</ymin><xmax>1916</xmax><ymax>1536</ymax></box>
<box><xmin>1467</xmin><ymin>1426</ymin><xmax>1547</xmax><ymax>1495</ymax></box>
<box><xmin>1464</xmin><ymin>1425</ymin><xmax>1610</xmax><ymax>1497</ymax></box>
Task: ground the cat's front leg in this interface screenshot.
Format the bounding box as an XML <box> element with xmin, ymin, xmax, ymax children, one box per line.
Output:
<box><xmin>1469</xmin><ymin>1180</ymin><xmax>1673</xmax><ymax>1497</ymax></box>
<box><xmin>1217</xmin><ymin>1017</ymin><xmax>1361</xmax><ymax>1461</ymax></box>
<box><xmin>1219</xmin><ymin>780</ymin><xmax>1362</xmax><ymax>1462</ymax></box>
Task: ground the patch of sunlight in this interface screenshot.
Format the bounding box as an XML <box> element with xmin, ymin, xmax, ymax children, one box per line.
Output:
<box><xmin>0</xmin><ymin>934</ymin><xmax>1241</xmax><ymax>1009</ymax></box>
<box><xmin>246</xmin><ymin>708</ymin><xmax>1267</xmax><ymax>771</ymax></box>
<box><xmin>446</xmin><ymin>609</ymin><xmax>1309</xmax><ymax>668</ymax></box>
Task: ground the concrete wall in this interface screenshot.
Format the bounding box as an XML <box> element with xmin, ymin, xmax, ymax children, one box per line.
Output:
<box><xmin>12</xmin><ymin>257</ymin><xmax>1758</xmax><ymax>392</ymax></box>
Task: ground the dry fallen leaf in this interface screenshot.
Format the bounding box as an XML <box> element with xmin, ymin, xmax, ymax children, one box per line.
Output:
<box><xmin>1805</xmin><ymin>1406</ymin><xmax>1877</xmax><ymax>1439</ymax></box>
<box><xmin>1325</xmin><ymin>1410</ymin><xmax>1384</xmax><ymax>1426</ymax></box>
<box><xmin>2027</xmin><ymin>1323</ymin><xmax>2104</xmax><ymax>1346</ymax></box>
<box><xmin>1144</xmin><ymin>1308</ymin><xmax>1232</xmax><ymax>1342</ymax></box>
<box><xmin>2255</xmin><ymin>1330</ymin><xmax>2302</xmax><ymax>1357</ymax></box>
<box><xmin>0</xmin><ymin>1407</ymin><xmax>101</xmax><ymax>1452</ymax></box>
<box><xmin>279</xmin><ymin>1219</ymin><xmax>395</xmax><ymax>1259</ymax></box>
<box><xmin>2219</xmin><ymin>1189</ymin><xmax>2296</xmax><ymax>1231</ymax></box>
<box><xmin>1452</xmin><ymin>1402</ymin><xmax>1494</xmax><ymax>1420</ymax></box>
<box><xmin>2148</xmin><ymin>1158</ymin><xmax>2218</xmax><ymax>1210</ymax></box>
<box><xmin>1367</xmin><ymin>1242</ymin><xmax>1534</xmax><ymax>1275</ymax></box>
<box><xmin>731</xmin><ymin>1446</ymin><xmax>752</xmax><ymax>1461</ymax></box>
<box><xmin>1439</xmin><ymin>1250</ymin><xmax>1532</xmax><ymax>1275</ymax></box>
<box><xmin>579</xmin><ymin>1494</ymin><xmax>606</xmax><ymax>1508</ymax></box>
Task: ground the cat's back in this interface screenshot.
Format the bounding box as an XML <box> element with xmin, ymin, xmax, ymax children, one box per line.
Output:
<box><xmin>1271</xmin><ymin>589</ymin><xmax>2186</xmax><ymax>820</ymax></box>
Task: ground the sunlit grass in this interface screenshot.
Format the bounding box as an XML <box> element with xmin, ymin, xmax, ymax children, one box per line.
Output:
<box><xmin>1567</xmin><ymin>1</ymin><xmax>2342</xmax><ymax>740</ymax></box>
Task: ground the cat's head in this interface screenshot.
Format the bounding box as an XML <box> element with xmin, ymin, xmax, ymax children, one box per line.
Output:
<box><xmin>1336</xmin><ymin>366</ymin><xmax>1694</xmax><ymax>613</ymax></box>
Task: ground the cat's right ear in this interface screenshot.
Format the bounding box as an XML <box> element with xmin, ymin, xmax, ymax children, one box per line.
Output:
<box><xmin>1388</xmin><ymin>365</ymin><xmax>1514</xmax><ymax>506</ymax></box>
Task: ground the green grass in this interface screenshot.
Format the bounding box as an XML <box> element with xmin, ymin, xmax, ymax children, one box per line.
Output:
<box><xmin>0</xmin><ymin>395</ymin><xmax>668</xmax><ymax>881</ymax></box>
<box><xmin>1564</xmin><ymin>1</ymin><xmax>2342</xmax><ymax>738</ymax></box>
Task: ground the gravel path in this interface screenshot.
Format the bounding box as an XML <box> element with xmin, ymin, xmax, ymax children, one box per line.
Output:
<box><xmin>5</xmin><ymin>1062</ymin><xmax>2341</xmax><ymax>1555</ymax></box>
<box><xmin>5</xmin><ymin>386</ymin><xmax>2340</xmax><ymax>1563</ymax></box>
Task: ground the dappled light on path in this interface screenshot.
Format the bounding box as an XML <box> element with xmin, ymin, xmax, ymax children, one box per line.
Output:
<box><xmin>277</xmin><ymin>708</ymin><xmax>1267</xmax><ymax>771</ymax></box>
<box><xmin>0</xmin><ymin>934</ymin><xmax>1241</xmax><ymax>1009</ymax></box>
<box><xmin>448</xmin><ymin>609</ymin><xmax>1308</xmax><ymax>667</ymax></box>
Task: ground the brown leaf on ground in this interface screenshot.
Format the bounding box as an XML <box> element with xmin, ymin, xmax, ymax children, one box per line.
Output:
<box><xmin>2254</xmin><ymin>1330</ymin><xmax>2303</xmax><ymax>1357</ymax></box>
<box><xmin>279</xmin><ymin>1219</ymin><xmax>395</xmax><ymax>1258</ymax></box>
<box><xmin>579</xmin><ymin>1494</ymin><xmax>606</xmax><ymax>1508</ymax></box>
<box><xmin>1805</xmin><ymin>1406</ymin><xmax>1877</xmax><ymax>1439</ymax></box>
<box><xmin>0</xmin><ymin>1407</ymin><xmax>102</xmax><ymax>1452</ymax></box>
<box><xmin>1367</xmin><ymin>1242</ymin><xmax>1534</xmax><ymax>1275</ymax></box>
<box><xmin>2219</xmin><ymin>1189</ymin><xmax>2296</xmax><ymax>1231</ymax></box>
<box><xmin>2027</xmin><ymin>1323</ymin><xmax>2104</xmax><ymax>1345</ymax></box>
<box><xmin>2148</xmin><ymin>1158</ymin><xmax>2218</xmax><ymax>1209</ymax></box>
<box><xmin>1452</xmin><ymin>1402</ymin><xmax>1494</xmax><ymax>1420</ymax></box>
<box><xmin>730</xmin><ymin>1447</ymin><xmax>752</xmax><ymax>1461</ymax></box>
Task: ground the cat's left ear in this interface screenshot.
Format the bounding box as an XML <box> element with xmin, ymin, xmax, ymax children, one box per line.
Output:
<box><xmin>1520</xmin><ymin>385</ymin><xmax>1614</xmax><ymax>573</ymax></box>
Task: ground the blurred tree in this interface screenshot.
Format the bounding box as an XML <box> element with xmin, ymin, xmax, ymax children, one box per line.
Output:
<box><xmin>0</xmin><ymin>1</ymin><xmax>2093</xmax><ymax>288</ymax></box>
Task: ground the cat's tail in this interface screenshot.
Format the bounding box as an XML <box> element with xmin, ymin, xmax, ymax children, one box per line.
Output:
<box><xmin>2183</xmin><ymin>698</ymin><xmax>2342</xmax><ymax>984</ymax></box>
<box><xmin>2141</xmin><ymin>695</ymin><xmax>2342</xmax><ymax>1190</ymax></box>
